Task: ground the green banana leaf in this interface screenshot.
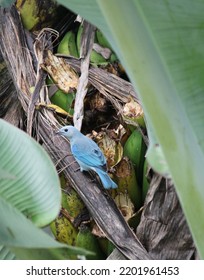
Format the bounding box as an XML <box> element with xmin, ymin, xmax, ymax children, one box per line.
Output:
<box><xmin>58</xmin><ymin>0</ymin><xmax>204</xmax><ymax>258</ymax></box>
<box><xmin>0</xmin><ymin>119</ymin><xmax>61</xmax><ymax>227</ymax></box>
<box><xmin>0</xmin><ymin>196</ymin><xmax>91</xmax><ymax>259</ymax></box>
<box><xmin>0</xmin><ymin>119</ymin><xmax>91</xmax><ymax>259</ymax></box>
<box><xmin>0</xmin><ymin>245</ymin><xmax>15</xmax><ymax>260</ymax></box>
<box><xmin>0</xmin><ymin>0</ymin><xmax>13</xmax><ymax>7</ymax></box>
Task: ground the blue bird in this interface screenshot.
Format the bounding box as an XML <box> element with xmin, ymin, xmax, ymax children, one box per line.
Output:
<box><xmin>57</xmin><ymin>125</ymin><xmax>117</xmax><ymax>189</ymax></box>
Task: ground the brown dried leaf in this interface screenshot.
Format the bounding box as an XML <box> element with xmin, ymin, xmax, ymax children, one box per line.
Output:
<box><xmin>92</xmin><ymin>223</ymin><xmax>106</xmax><ymax>238</ymax></box>
<box><xmin>36</xmin><ymin>103</ymin><xmax>72</xmax><ymax>117</ymax></box>
<box><xmin>92</xmin><ymin>43</ymin><xmax>111</xmax><ymax>59</ymax></box>
<box><xmin>136</xmin><ymin>176</ymin><xmax>196</xmax><ymax>259</ymax></box>
<box><xmin>114</xmin><ymin>193</ymin><xmax>135</xmax><ymax>221</ymax></box>
<box><xmin>89</xmin><ymin>92</ymin><xmax>109</xmax><ymax>112</ymax></box>
<box><xmin>41</xmin><ymin>50</ymin><xmax>78</xmax><ymax>93</ymax></box>
<box><xmin>94</xmin><ymin>131</ymin><xmax>123</xmax><ymax>168</ymax></box>
<box><xmin>123</xmin><ymin>97</ymin><xmax>145</xmax><ymax>127</ymax></box>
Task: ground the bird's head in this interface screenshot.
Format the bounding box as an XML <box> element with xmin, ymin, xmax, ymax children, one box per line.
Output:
<box><xmin>56</xmin><ymin>125</ymin><xmax>78</xmax><ymax>140</ymax></box>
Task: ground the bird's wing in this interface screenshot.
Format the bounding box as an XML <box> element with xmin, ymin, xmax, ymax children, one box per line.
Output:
<box><xmin>71</xmin><ymin>141</ymin><xmax>106</xmax><ymax>170</ymax></box>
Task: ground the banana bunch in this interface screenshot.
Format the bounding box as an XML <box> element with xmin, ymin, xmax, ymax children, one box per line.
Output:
<box><xmin>123</xmin><ymin>129</ymin><xmax>147</xmax><ymax>185</ymax></box>
<box><xmin>50</xmin><ymin>179</ymin><xmax>106</xmax><ymax>259</ymax></box>
<box><xmin>57</xmin><ymin>23</ymin><xmax>118</xmax><ymax>65</ymax></box>
<box><xmin>95</xmin><ymin>29</ymin><xmax>118</xmax><ymax>63</ymax></box>
<box><xmin>76</xmin><ymin>24</ymin><xmax>107</xmax><ymax>64</ymax></box>
<box><xmin>50</xmin><ymin>175</ymin><xmax>85</xmax><ymax>247</ymax></box>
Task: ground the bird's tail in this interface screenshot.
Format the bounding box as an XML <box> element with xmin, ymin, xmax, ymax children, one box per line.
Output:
<box><xmin>95</xmin><ymin>168</ymin><xmax>117</xmax><ymax>189</ymax></box>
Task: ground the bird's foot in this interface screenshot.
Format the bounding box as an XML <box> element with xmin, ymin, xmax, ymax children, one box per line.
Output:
<box><xmin>74</xmin><ymin>167</ymin><xmax>81</xmax><ymax>172</ymax></box>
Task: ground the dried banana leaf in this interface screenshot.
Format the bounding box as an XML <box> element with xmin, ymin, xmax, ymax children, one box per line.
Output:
<box><xmin>136</xmin><ymin>176</ymin><xmax>196</xmax><ymax>259</ymax></box>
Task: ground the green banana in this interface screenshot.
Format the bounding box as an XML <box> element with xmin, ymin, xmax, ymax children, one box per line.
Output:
<box><xmin>57</xmin><ymin>30</ymin><xmax>79</xmax><ymax>58</ymax></box>
<box><xmin>123</xmin><ymin>129</ymin><xmax>146</xmax><ymax>185</ymax></box>
<box><xmin>98</xmin><ymin>237</ymin><xmax>115</xmax><ymax>257</ymax></box>
<box><xmin>110</xmin><ymin>53</ymin><xmax>118</xmax><ymax>63</ymax></box>
<box><xmin>77</xmin><ymin>24</ymin><xmax>107</xmax><ymax>64</ymax></box>
<box><xmin>64</xmin><ymin>188</ymin><xmax>85</xmax><ymax>220</ymax></box>
<box><xmin>50</xmin><ymin>174</ymin><xmax>85</xmax><ymax>247</ymax></box>
<box><xmin>16</xmin><ymin>0</ymin><xmax>66</xmax><ymax>31</ymax></box>
<box><xmin>90</xmin><ymin>50</ymin><xmax>108</xmax><ymax>64</ymax></box>
<box><xmin>47</xmin><ymin>77</ymin><xmax>75</xmax><ymax>115</ymax></box>
<box><xmin>96</xmin><ymin>29</ymin><xmax>118</xmax><ymax>62</ymax></box>
<box><xmin>96</xmin><ymin>29</ymin><xmax>112</xmax><ymax>50</ymax></box>
<box><xmin>50</xmin><ymin>90</ymin><xmax>75</xmax><ymax>115</ymax></box>
<box><xmin>50</xmin><ymin>215</ymin><xmax>78</xmax><ymax>246</ymax></box>
<box><xmin>75</xmin><ymin>225</ymin><xmax>105</xmax><ymax>260</ymax></box>
<box><xmin>96</xmin><ymin>29</ymin><xmax>118</xmax><ymax>63</ymax></box>
<box><xmin>115</xmin><ymin>157</ymin><xmax>142</xmax><ymax>211</ymax></box>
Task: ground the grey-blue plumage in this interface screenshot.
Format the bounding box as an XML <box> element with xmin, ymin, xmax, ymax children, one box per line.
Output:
<box><xmin>57</xmin><ymin>125</ymin><xmax>117</xmax><ymax>189</ymax></box>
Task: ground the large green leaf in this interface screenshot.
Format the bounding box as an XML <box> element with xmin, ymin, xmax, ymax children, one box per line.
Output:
<box><xmin>0</xmin><ymin>0</ymin><xmax>14</xmax><ymax>7</ymax></box>
<box><xmin>0</xmin><ymin>245</ymin><xmax>15</xmax><ymax>260</ymax></box>
<box><xmin>58</xmin><ymin>0</ymin><xmax>204</xmax><ymax>258</ymax></box>
<box><xmin>0</xmin><ymin>196</ymin><xmax>91</xmax><ymax>259</ymax></box>
<box><xmin>0</xmin><ymin>120</ymin><xmax>92</xmax><ymax>259</ymax></box>
<box><xmin>0</xmin><ymin>119</ymin><xmax>61</xmax><ymax>227</ymax></box>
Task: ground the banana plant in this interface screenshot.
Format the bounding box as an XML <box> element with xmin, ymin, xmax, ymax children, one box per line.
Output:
<box><xmin>57</xmin><ymin>0</ymin><xmax>204</xmax><ymax>258</ymax></box>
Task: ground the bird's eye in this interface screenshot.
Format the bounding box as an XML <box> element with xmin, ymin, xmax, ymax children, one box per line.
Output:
<box><xmin>93</xmin><ymin>149</ymin><xmax>100</xmax><ymax>155</ymax></box>
<box><xmin>64</xmin><ymin>128</ymin><xmax>68</xmax><ymax>132</ymax></box>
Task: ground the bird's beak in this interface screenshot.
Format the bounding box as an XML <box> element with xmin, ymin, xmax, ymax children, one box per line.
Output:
<box><xmin>55</xmin><ymin>129</ymin><xmax>61</xmax><ymax>135</ymax></box>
